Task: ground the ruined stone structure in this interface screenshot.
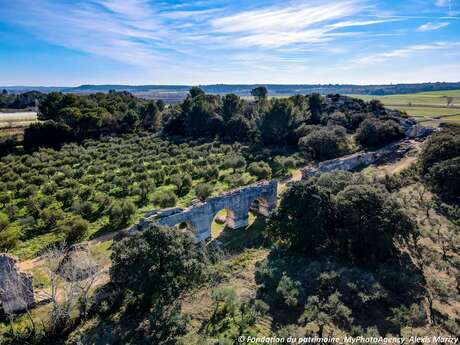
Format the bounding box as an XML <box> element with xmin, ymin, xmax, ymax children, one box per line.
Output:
<box><xmin>399</xmin><ymin>118</ymin><xmax>438</xmax><ymax>138</ymax></box>
<box><xmin>301</xmin><ymin>122</ymin><xmax>436</xmax><ymax>179</ymax></box>
<box><xmin>130</xmin><ymin>180</ymin><xmax>278</xmax><ymax>241</ymax></box>
<box><xmin>0</xmin><ymin>254</ymin><xmax>35</xmax><ymax>315</ymax></box>
<box><xmin>301</xmin><ymin>140</ymin><xmax>417</xmax><ymax>178</ymax></box>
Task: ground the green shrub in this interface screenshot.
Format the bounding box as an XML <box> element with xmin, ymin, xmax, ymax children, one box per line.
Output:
<box><xmin>109</xmin><ymin>199</ymin><xmax>136</xmax><ymax>227</ymax></box>
<box><xmin>110</xmin><ymin>223</ymin><xmax>206</xmax><ymax>303</ymax></box>
<box><xmin>426</xmin><ymin>158</ymin><xmax>460</xmax><ymax>200</ymax></box>
<box><xmin>0</xmin><ymin>212</ymin><xmax>21</xmax><ymax>252</ymax></box>
<box><xmin>59</xmin><ymin>215</ymin><xmax>90</xmax><ymax>245</ymax></box>
<box><xmin>248</xmin><ymin>161</ymin><xmax>272</xmax><ymax>180</ymax></box>
<box><xmin>152</xmin><ymin>190</ymin><xmax>178</xmax><ymax>208</ymax></box>
<box><xmin>195</xmin><ymin>183</ymin><xmax>214</xmax><ymax>201</ymax></box>
<box><xmin>356</xmin><ymin>118</ymin><xmax>404</xmax><ymax>149</ymax></box>
<box><xmin>276</xmin><ymin>274</ymin><xmax>303</xmax><ymax>307</ymax></box>
<box><xmin>299</xmin><ymin>126</ymin><xmax>349</xmax><ymax>161</ymax></box>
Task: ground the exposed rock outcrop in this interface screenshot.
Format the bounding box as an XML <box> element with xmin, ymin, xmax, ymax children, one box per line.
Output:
<box><xmin>0</xmin><ymin>254</ymin><xmax>35</xmax><ymax>315</ymax></box>
<box><xmin>323</xmin><ymin>94</ymin><xmax>403</xmax><ymax>118</ymax></box>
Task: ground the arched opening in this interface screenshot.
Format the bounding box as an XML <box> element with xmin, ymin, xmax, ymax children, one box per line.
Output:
<box><xmin>177</xmin><ymin>221</ymin><xmax>197</xmax><ymax>237</ymax></box>
<box><xmin>250</xmin><ymin>197</ymin><xmax>270</xmax><ymax>216</ymax></box>
<box><xmin>210</xmin><ymin>207</ymin><xmax>266</xmax><ymax>247</ymax></box>
<box><xmin>211</xmin><ymin>208</ymin><xmax>235</xmax><ymax>240</ymax></box>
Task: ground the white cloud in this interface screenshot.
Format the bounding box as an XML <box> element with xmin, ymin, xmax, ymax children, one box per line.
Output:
<box><xmin>162</xmin><ymin>9</ymin><xmax>222</xmax><ymax>20</ymax></box>
<box><xmin>436</xmin><ymin>0</ymin><xmax>449</xmax><ymax>7</ymax></box>
<box><xmin>0</xmin><ymin>0</ymin><xmax>171</xmax><ymax>68</ymax></box>
<box><xmin>211</xmin><ymin>2</ymin><xmax>358</xmax><ymax>33</ymax></box>
<box><xmin>2</xmin><ymin>0</ymin><xmax>456</xmax><ymax>84</ymax></box>
<box><xmin>418</xmin><ymin>22</ymin><xmax>449</xmax><ymax>31</ymax></box>
<box><xmin>356</xmin><ymin>42</ymin><xmax>460</xmax><ymax>64</ymax></box>
<box><xmin>209</xmin><ymin>1</ymin><xmax>391</xmax><ymax>48</ymax></box>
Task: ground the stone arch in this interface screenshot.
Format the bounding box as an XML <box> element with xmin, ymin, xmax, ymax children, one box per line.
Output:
<box><xmin>211</xmin><ymin>207</ymin><xmax>236</xmax><ymax>229</ymax></box>
<box><xmin>131</xmin><ymin>180</ymin><xmax>278</xmax><ymax>242</ymax></box>
<box><xmin>210</xmin><ymin>207</ymin><xmax>236</xmax><ymax>240</ymax></box>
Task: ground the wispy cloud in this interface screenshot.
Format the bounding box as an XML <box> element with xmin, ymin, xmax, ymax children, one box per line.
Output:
<box><xmin>356</xmin><ymin>42</ymin><xmax>460</xmax><ymax>64</ymax></box>
<box><xmin>0</xmin><ymin>0</ymin><xmax>394</xmax><ymax>61</ymax></box>
<box><xmin>209</xmin><ymin>1</ymin><xmax>390</xmax><ymax>48</ymax></box>
<box><xmin>0</xmin><ymin>0</ymin><xmax>167</xmax><ymax>67</ymax></box>
<box><xmin>418</xmin><ymin>22</ymin><xmax>449</xmax><ymax>31</ymax></box>
<box><xmin>0</xmin><ymin>0</ymin><xmax>459</xmax><ymax>84</ymax></box>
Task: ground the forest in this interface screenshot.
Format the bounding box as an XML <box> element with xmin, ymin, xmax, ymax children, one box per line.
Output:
<box><xmin>0</xmin><ymin>88</ymin><xmax>459</xmax><ymax>344</ymax></box>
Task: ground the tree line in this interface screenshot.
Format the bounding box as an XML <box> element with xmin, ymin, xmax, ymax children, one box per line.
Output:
<box><xmin>22</xmin><ymin>87</ymin><xmax>407</xmax><ymax>159</ymax></box>
<box><xmin>0</xmin><ymin>90</ymin><xmax>45</xmax><ymax>109</ymax></box>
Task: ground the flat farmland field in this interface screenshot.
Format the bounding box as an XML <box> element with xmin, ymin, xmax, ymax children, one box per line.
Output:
<box><xmin>0</xmin><ymin>111</ymin><xmax>38</xmax><ymax>123</ymax></box>
<box><xmin>0</xmin><ymin>111</ymin><xmax>38</xmax><ymax>136</ymax></box>
<box><xmin>348</xmin><ymin>90</ymin><xmax>460</xmax><ymax>124</ymax></box>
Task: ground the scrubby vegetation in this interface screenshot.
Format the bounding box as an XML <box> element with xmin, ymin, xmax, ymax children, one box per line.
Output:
<box><xmin>1</xmin><ymin>87</ymin><xmax>458</xmax><ymax>344</ymax></box>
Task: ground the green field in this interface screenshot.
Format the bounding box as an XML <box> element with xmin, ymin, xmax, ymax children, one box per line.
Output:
<box><xmin>0</xmin><ymin>111</ymin><xmax>38</xmax><ymax>132</ymax></box>
<box><xmin>348</xmin><ymin>90</ymin><xmax>460</xmax><ymax>123</ymax></box>
<box><xmin>0</xmin><ymin>111</ymin><xmax>38</xmax><ymax>122</ymax></box>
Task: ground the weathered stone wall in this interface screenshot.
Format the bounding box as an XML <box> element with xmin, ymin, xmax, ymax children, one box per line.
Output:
<box><xmin>0</xmin><ymin>254</ymin><xmax>35</xmax><ymax>315</ymax></box>
<box><xmin>301</xmin><ymin>122</ymin><xmax>437</xmax><ymax>179</ymax></box>
<box><xmin>301</xmin><ymin>140</ymin><xmax>416</xmax><ymax>179</ymax></box>
<box><xmin>130</xmin><ymin>180</ymin><xmax>278</xmax><ymax>241</ymax></box>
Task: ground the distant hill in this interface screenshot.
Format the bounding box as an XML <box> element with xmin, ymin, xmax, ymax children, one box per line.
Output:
<box><xmin>2</xmin><ymin>81</ymin><xmax>460</xmax><ymax>97</ymax></box>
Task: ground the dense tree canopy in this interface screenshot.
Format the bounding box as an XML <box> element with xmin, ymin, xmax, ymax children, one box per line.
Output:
<box><xmin>0</xmin><ymin>91</ymin><xmax>45</xmax><ymax>109</ymax></box>
<box><xmin>267</xmin><ymin>182</ymin><xmax>333</xmax><ymax>254</ymax></box>
<box><xmin>24</xmin><ymin>91</ymin><xmax>164</xmax><ymax>149</ymax></box>
<box><xmin>420</xmin><ymin>128</ymin><xmax>460</xmax><ymax>200</ymax></box>
<box><xmin>267</xmin><ymin>172</ymin><xmax>415</xmax><ymax>265</ymax></box>
<box><xmin>356</xmin><ymin>118</ymin><xmax>405</xmax><ymax>149</ymax></box>
<box><xmin>419</xmin><ymin>128</ymin><xmax>460</xmax><ymax>174</ymax></box>
<box><xmin>298</xmin><ymin>126</ymin><xmax>349</xmax><ymax>161</ymax></box>
<box><xmin>259</xmin><ymin>99</ymin><xmax>300</xmax><ymax>145</ymax></box>
<box><xmin>110</xmin><ymin>223</ymin><xmax>206</xmax><ymax>304</ymax></box>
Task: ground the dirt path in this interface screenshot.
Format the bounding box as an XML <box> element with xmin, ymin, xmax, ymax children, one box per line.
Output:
<box><xmin>367</xmin><ymin>140</ymin><xmax>423</xmax><ymax>177</ymax></box>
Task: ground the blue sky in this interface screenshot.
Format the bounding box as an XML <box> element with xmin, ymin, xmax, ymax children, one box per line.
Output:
<box><xmin>0</xmin><ymin>0</ymin><xmax>459</xmax><ymax>86</ymax></box>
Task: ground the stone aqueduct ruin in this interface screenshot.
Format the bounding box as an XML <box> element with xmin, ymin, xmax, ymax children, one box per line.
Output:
<box><xmin>1</xmin><ymin>121</ymin><xmax>435</xmax><ymax>314</ymax></box>
<box><xmin>130</xmin><ymin>180</ymin><xmax>278</xmax><ymax>241</ymax></box>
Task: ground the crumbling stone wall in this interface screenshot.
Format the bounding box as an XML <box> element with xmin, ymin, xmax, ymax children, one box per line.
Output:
<box><xmin>301</xmin><ymin>122</ymin><xmax>436</xmax><ymax>179</ymax></box>
<box><xmin>301</xmin><ymin>140</ymin><xmax>419</xmax><ymax>179</ymax></box>
<box><xmin>130</xmin><ymin>180</ymin><xmax>278</xmax><ymax>241</ymax></box>
<box><xmin>0</xmin><ymin>254</ymin><xmax>35</xmax><ymax>315</ymax></box>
